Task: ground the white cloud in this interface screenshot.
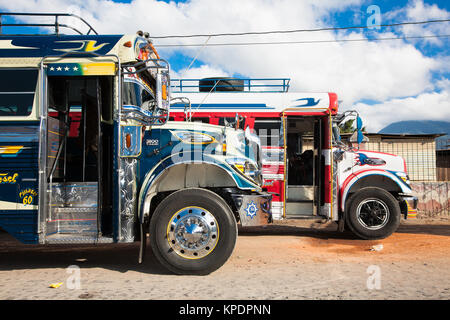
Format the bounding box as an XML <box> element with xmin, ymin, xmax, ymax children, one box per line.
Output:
<box><xmin>354</xmin><ymin>89</ymin><xmax>450</xmax><ymax>132</ymax></box>
<box><xmin>171</xmin><ymin>64</ymin><xmax>230</xmax><ymax>80</ymax></box>
<box><xmin>436</xmin><ymin>78</ymin><xmax>450</xmax><ymax>91</ymax></box>
<box><xmin>386</xmin><ymin>0</ymin><xmax>450</xmax><ymax>46</ymax></box>
<box><xmin>1</xmin><ymin>0</ymin><xmax>448</xmax><ymax>130</ymax></box>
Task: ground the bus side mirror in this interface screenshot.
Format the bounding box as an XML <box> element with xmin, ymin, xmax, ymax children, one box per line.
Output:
<box><xmin>156</xmin><ymin>71</ymin><xmax>170</xmax><ymax>124</ymax></box>
<box><xmin>356</xmin><ymin>116</ymin><xmax>363</xmax><ymax>145</ymax></box>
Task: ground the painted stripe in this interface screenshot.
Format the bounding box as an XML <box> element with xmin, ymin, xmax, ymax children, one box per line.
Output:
<box><xmin>262</xmin><ymin>161</ymin><xmax>284</xmax><ymax>165</ymax></box>
<box><xmin>171</xmin><ymin>103</ymin><xmax>273</xmax><ymax>110</ymax></box>
<box><xmin>340</xmin><ymin>169</ymin><xmax>408</xmax><ymax>211</ymax></box>
<box><xmin>48</xmin><ymin>130</ymin><xmax>63</xmax><ymax>136</ymax></box>
<box><xmin>48</xmin><ymin>219</ymin><xmax>96</xmax><ymax>222</ymax></box>
<box><xmin>0</xmin><ymin>200</ymin><xmax>37</xmax><ymax>210</ymax></box>
<box><xmin>0</xmin><ymin>145</ymin><xmax>24</xmax><ymax>155</ymax></box>
<box><xmin>262</xmin><ymin>173</ymin><xmax>284</xmax><ymax>180</ymax></box>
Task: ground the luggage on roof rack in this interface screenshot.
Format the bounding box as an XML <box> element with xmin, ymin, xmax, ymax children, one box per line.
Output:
<box><xmin>199</xmin><ymin>77</ymin><xmax>245</xmax><ymax>92</ymax></box>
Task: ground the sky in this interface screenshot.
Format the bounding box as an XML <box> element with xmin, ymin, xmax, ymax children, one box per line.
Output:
<box><xmin>0</xmin><ymin>0</ymin><xmax>449</xmax><ymax>132</ymax></box>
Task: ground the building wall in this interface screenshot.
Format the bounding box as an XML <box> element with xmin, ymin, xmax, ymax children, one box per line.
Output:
<box><xmin>350</xmin><ymin>135</ymin><xmax>448</xmax><ymax>216</ymax></box>
<box><xmin>411</xmin><ymin>181</ymin><xmax>450</xmax><ymax>216</ymax></box>
<box><xmin>363</xmin><ymin>136</ymin><xmax>437</xmax><ymax>181</ymax></box>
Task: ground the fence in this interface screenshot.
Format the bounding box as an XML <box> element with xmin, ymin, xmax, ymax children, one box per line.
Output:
<box><xmin>411</xmin><ymin>182</ymin><xmax>450</xmax><ymax>217</ymax></box>
<box><xmin>364</xmin><ymin>136</ymin><xmax>438</xmax><ymax>181</ymax></box>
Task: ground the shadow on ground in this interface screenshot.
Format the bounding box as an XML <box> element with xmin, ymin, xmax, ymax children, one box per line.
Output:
<box><xmin>238</xmin><ymin>223</ymin><xmax>356</xmax><ymax>239</ymax></box>
<box><xmin>395</xmin><ymin>223</ymin><xmax>450</xmax><ymax>237</ymax></box>
<box><xmin>239</xmin><ymin>219</ymin><xmax>450</xmax><ymax>238</ymax></box>
<box><xmin>0</xmin><ymin>232</ymin><xmax>171</xmax><ymax>275</ymax></box>
<box><xmin>0</xmin><ymin>224</ymin><xmax>353</xmax><ymax>274</ymax></box>
<box><xmin>0</xmin><ymin>220</ymin><xmax>448</xmax><ymax>274</ymax></box>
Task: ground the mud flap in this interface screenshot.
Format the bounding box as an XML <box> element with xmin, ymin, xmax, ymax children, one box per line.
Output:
<box><xmin>138</xmin><ymin>223</ymin><xmax>147</xmax><ymax>264</ymax></box>
<box><xmin>231</xmin><ymin>193</ymin><xmax>272</xmax><ymax>227</ymax></box>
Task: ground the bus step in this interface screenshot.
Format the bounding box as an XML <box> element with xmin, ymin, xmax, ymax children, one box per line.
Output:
<box><xmin>50</xmin><ymin>182</ymin><xmax>98</xmax><ymax>208</ymax></box>
<box><xmin>47</xmin><ymin>207</ymin><xmax>98</xmax><ymax>235</ymax></box>
<box><xmin>45</xmin><ymin>234</ymin><xmax>113</xmax><ymax>244</ymax></box>
<box><xmin>285</xmin><ymin>201</ymin><xmax>314</xmax><ymax>216</ymax></box>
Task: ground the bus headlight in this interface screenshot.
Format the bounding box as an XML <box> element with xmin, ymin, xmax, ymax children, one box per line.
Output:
<box><xmin>395</xmin><ymin>172</ymin><xmax>411</xmax><ymax>186</ymax></box>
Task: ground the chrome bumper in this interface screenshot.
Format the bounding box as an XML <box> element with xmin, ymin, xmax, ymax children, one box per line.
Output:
<box><xmin>231</xmin><ymin>193</ymin><xmax>272</xmax><ymax>227</ymax></box>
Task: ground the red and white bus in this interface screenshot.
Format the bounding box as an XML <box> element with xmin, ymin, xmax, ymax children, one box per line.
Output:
<box><xmin>170</xmin><ymin>78</ymin><xmax>418</xmax><ymax>240</ymax></box>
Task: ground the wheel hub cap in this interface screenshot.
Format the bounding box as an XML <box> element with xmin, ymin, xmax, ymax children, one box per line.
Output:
<box><xmin>167</xmin><ymin>207</ymin><xmax>219</xmax><ymax>259</ymax></box>
<box><xmin>356</xmin><ymin>199</ymin><xmax>390</xmax><ymax>230</ymax></box>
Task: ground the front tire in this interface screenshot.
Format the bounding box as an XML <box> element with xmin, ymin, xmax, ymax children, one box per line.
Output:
<box><xmin>149</xmin><ymin>188</ymin><xmax>237</xmax><ymax>275</ymax></box>
<box><xmin>345</xmin><ymin>187</ymin><xmax>400</xmax><ymax>240</ymax></box>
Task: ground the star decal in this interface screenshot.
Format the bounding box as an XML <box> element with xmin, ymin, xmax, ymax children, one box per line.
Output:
<box><xmin>244</xmin><ymin>201</ymin><xmax>258</xmax><ymax>219</ymax></box>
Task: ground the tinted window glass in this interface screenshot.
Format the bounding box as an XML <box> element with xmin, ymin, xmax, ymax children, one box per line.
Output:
<box><xmin>0</xmin><ymin>69</ymin><xmax>38</xmax><ymax>92</ymax></box>
<box><xmin>0</xmin><ymin>94</ymin><xmax>34</xmax><ymax>116</ymax></box>
<box><xmin>0</xmin><ymin>69</ymin><xmax>37</xmax><ymax>116</ymax></box>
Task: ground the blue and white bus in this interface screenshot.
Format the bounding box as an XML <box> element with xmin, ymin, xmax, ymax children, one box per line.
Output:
<box><xmin>0</xmin><ymin>13</ymin><xmax>271</xmax><ymax>275</ymax></box>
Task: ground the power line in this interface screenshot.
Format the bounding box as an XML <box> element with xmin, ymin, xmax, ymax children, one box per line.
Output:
<box><xmin>156</xmin><ymin>34</ymin><xmax>450</xmax><ymax>47</ymax></box>
<box><xmin>179</xmin><ymin>36</ymin><xmax>211</xmax><ymax>79</ymax></box>
<box><xmin>151</xmin><ymin>19</ymin><xmax>450</xmax><ymax>39</ymax></box>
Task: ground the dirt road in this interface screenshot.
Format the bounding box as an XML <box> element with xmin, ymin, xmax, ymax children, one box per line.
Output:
<box><xmin>0</xmin><ymin>218</ymin><xmax>449</xmax><ymax>300</ymax></box>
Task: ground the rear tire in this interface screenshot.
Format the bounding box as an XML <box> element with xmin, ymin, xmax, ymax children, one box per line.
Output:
<box><xmin>345</xmin><ymin>187</ymin><xmax>400</xmax><ymax>240</ymax></box>
<box><xmin>149</xmin><ymin>188</ymin><xmax>237</xmax><ymax>275</ymax></box>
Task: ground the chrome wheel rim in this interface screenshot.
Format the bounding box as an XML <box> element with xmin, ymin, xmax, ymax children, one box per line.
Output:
<box><xmin>356</xmin><ymin>199</ymin><xmax>390</xmax><ymax>230</ymax></box>
<box><xmin>167</xmin><ymin>206</ymin><xmax>219</xmax><ymax>259</ymax></box>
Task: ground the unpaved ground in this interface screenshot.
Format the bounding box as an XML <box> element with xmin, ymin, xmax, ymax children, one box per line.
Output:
<box><xmin>0</xmin><ymin>218</ymin><xmax>450</xmax><ymax>300</ymax></box>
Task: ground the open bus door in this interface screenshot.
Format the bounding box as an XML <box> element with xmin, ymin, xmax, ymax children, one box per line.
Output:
<box><xmin>38</xmin><ymin>58</ymin><xmax>117</xmax><ymax>244</ymax></box>
<box><xmin>284</xmin><ymin>114</ymin><xmax>319</xmax><ymax>217</ymax></box>
<box><xmin>321</xmin><ymin>114</ymin><xmax>337</xmax><ymax>221</ymax></box>
<box><xmin>283</xmin><ymin>113</ymin><xmax>336</xmax><ymax>220</ymax></box>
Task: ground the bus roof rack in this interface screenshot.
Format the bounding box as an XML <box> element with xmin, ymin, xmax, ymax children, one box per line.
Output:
<box><xmin>171</xmin><ymin>78</ymin><xmax>291</xmax><ymax>93</ymax></box>
<box><xmin>0</xmin><ymin>12</ymin><xmax>98</xmax><ymax>35</ymax></box>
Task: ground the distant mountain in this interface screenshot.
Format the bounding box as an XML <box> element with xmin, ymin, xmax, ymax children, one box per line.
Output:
<box><xmin>379</xmin><ymin>120</ymin><xmax>450</xmax><ymax>150</ymax></box>
<box><xmin>379</xmin><ymin>120</ymin><xmax>450</xmax><ymax>135</ymax></box>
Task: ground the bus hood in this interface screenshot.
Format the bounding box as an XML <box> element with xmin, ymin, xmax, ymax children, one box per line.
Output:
<box><xmin>349</xmin><ymin>150</ymin><xmax>410</xmax><ymax>186</ymax></box>
<box><xmin>159</xmin><ymin>121</ymin><xmax>262</xmax><ymax>186</ymax></box>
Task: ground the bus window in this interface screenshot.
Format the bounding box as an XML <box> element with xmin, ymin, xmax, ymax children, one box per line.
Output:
<box><xmin>253</xmin><ymin>118</ymin><xmax>283</xmax><ymax>147</ymax></box>
<box><xmin>122</xmin><ymin>81</ymin><xmax>155</xmax><ymax>110</ymax></box>
<box><xmin>253</xmin><ymin>118</ymin><xmax>284</xmax><ymax>162</ymax></box>
<box><xmin>0</xmin><ymin>69</ymin><xmax>38</xmax><ymax>117</ymax></box>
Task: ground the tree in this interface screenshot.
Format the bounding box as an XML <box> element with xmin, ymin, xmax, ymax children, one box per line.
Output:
<box><xmin>339</xmin><ymin>119</ymin><xmax>366</xmax><ymax>133</ymax></box>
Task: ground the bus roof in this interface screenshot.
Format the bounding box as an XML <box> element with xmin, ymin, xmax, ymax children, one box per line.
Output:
<box><xmin>171</xmin><ymin>91</ymin><xmax>339</xmax><ymax>116</ymax></box>
<box><xmin>0</xmin><ymin>34</ymin><xmax>159</xmax><ymax>65</ymax></box>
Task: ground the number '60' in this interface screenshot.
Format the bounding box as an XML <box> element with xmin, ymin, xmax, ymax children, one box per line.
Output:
<box><xmin>22</xmin><ymin>195</ymin><xmax>33</xmax><ymax>205</ymax></box>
